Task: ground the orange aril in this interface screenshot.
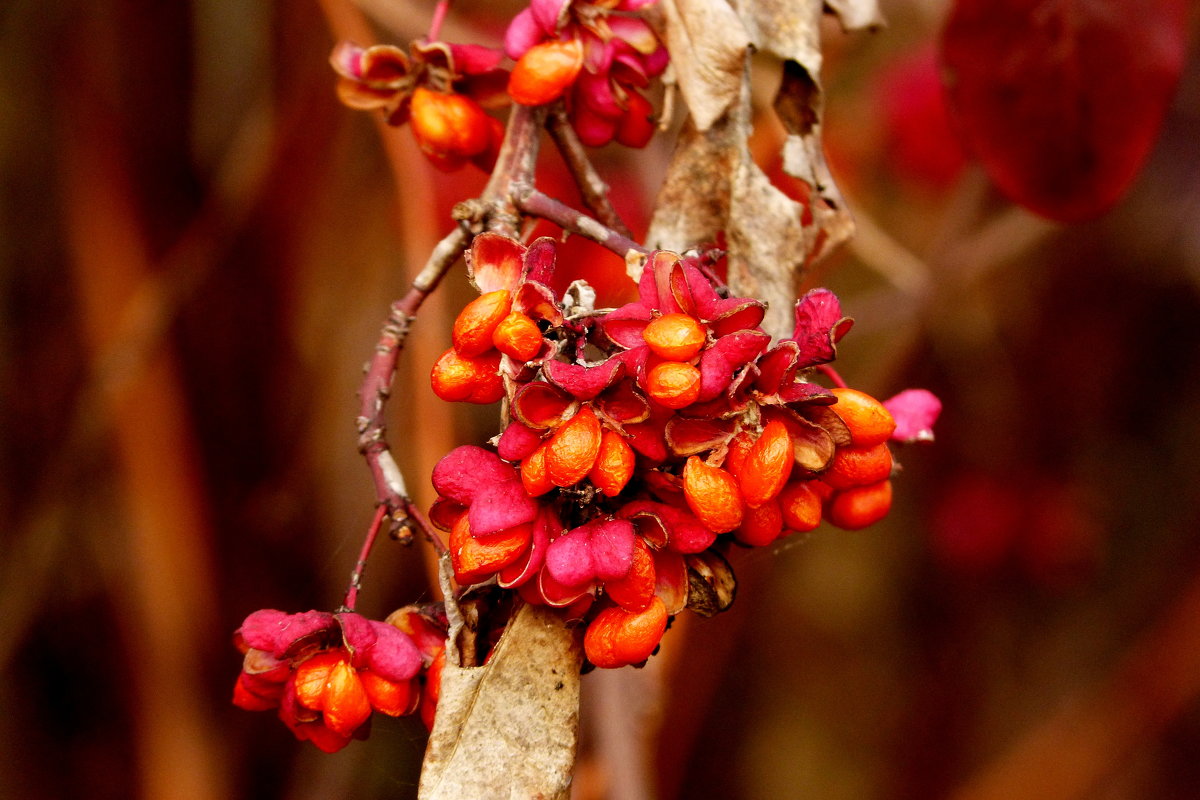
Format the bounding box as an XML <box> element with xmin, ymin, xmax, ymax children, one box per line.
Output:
<box><xmin>646</xmin><ymin>361</ymin><xmax>701</xmax><ymax>409</ymax></box>
<box><xmin>740</xmin><ymin>420</ymin><xmax>794</xmax><ymax>508</ymax></box>
<box><xmin>778</xmin><ymin>480</ymin><xmax>822</xmax><ymax>532</ymax></box>
<box><xmin>822</xmin><ymin>443</ymin><xmax>893</xmax><ymax>489</ymax></box>
<box><xmin>492</xmin><ymin>310</ymin><xmax>543</xmax><ymax>361</ymax></box>
<box><xmin>642</xmin><ymin>313</ymin><xmax>707</xmax><ymax>361</ymax></box>
<box><xmin>830</xmin><ymin>387</ymin><xmax>896</xmax><ymax>447</ymax></box>
<box><xmin>722</xmin><ymin>429</ymin><xmax>755</xmax><ymax>478</ymax></box>
<box><xmin>604</xmin><ymin>537</ymin><xmax>656</xmax><ymax>612</ymax></box>
<box><xmin>449</xmin><ymin>513</ymin><xmax>532</xmax><ymax>585</ymax></box>
<box><xmin>452</xmin><ymin>290</ymin><xmax>511</xmax><ymax>357</ymax></box>
<box><xmin>683</xmin><ymin>456</ymin><xmax>744</xmax><ymax>533</ymax></box>
<box><xmin>545</xmin><ymin>406</ymin><xmax>602</xmax><ymax>487</ymax></box>
<box><xmin>508</xmin><ymin>39</ymin><xmax>585</xmax><ymax>106</ymax></box>
<box><xmin>319</xmin><ymin>657</ymin><xmax>372</xmax><ymax>737</ymax></box>
<box><xmin>360</xmin><ymin>671</ymin><xmax>418</xmax><ymax>717</ymax></box>
<box><xmin>409</xmin><ymin>87</ymin><xmax>493</xmax><ymax>162</ymax></box>
<box><xmin>293</xmin><ymin>651</ymin><xmax>342</xmax><ymax>711</ymax></box>
<box><xmin>520</xmin><ymin>442</ymin><xmax>555</xmax><ymax>496</ymax></box>
<box><xmin>430</xmin><ymin>348</ymin><xmax>476</xmax><ymax>402</ymax></box>
<box><xmin>419</xmin><ymin>647</ymin><xmax>445</xmax><ymax>731</ymax></box>
<box><xmin>589</xmin><ymin>429</ymin><xmax>636</xmax><ymax>497</ymax></box>
<box><xmin>430</xmin><ymin>348</ymin><xmax>503</xmax><ymax>404</ymax></box>
<box><xmin>736</xmin><ymin>497</ymin><xmax>783</xmax><ymax>546</ymax></box>
<box><xmin>825</xmin><ymin>479</ymin><xmax>893</xmax><ymax>530</ymax></box>
<box><xmin>583</xmin><ymin>596</ymin><xmax>668</xmax><ymax>669</ymax></box>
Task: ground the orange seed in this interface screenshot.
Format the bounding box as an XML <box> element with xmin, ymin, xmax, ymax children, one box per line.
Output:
<box><xmin>683</xmin><ymin>456</ymin><xmax>744</xmax><ymax>533</ymax></box>
<box><xmin>520</xmin><ymin>443</ymin><xmax>555</xmax><ymax>496</ymax></box>
<box><xmin>452</xmin><ymin>290</ymin><xmax>512</xmax><ymax>357</ymax></box>
<box><xmin>589</xmin><ymin>429</ymin><xmax>636</xmax><ymax>497</ymax></box>
<box><xmin>643</xmin><ymin>313</ymin><xmax>707</xmax><ymax>361</ymax></box>
<box><xmin>823</xmin><ymin>443</ymin><xmax>893</xmax><ymax>490</ymax></box>
<box><xmin>825</xmin><ymin>480</ymin><xmax>893</xmax><ymax>530</ymax></box>
<box><xmin>830</xmin><ymin>387</ymin><xmax>896</xmax><ymax>447</ymax></box>
<box><xmin>740</xmin><ymin>420</ymin><xmax>794</xmax><ymax>508</ymax></box>
<box><xmin>546</xmin><ymin>406</ymin><xmax>602</xmax><ymax>486</ymax></box>
<box><xmin>583</xmin><ymin>596</ymin><xmax>668</xmax><ymax>669</ymax></box>
<box><xmin>736</xmin><ymin>498</ymin><xmax>784</xmax><ymax>547</ymax></box>
<box><xmin>492</xmin><ymin>310</ymin><xmax>543</xmax><ymax>361</ymax></box>
<box><xmin>646</xmin><ymin>361</ymin><xmax>701</xmax><ymax>409</ymax></box>
<box><xmin>779</xmin><ymin>480</ymin><xmax>823</xmax><ymax>532</ymax></box>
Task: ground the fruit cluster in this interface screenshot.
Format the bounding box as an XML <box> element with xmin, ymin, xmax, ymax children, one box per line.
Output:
<box><xmin>428</xmin><ymin>234</ymin><xmax>940</xmax><ymax>669</ymax></box>
<box><xmin>331</xmin><ymin>39</ymin><xmax>509</xmax><ymax>172</ymax></box>
<box><xmin>331</xmin><ymin>0</ymin><xmax>669</xmax><ymax>169</ymax></box>
<box><xmin>232</xmin><ymin>606</ymin><xmax>448</xmax><ymax>752</ymax></box>
<box><xmin>505</xmin><ymin>0</ymin><xmax>667</xmax><ymax>146</ymax></box>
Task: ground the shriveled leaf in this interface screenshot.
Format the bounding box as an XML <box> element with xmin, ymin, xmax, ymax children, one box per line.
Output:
<box><xmin>649</xmin><ymin>0</ymin><xmax>879</xmax><ymax>338</ymax></box>
<box><xmin>655</xmin><ymin>0</ymin><xmax>751</xmax><ymax>131</ymax></box>
<box><xmin>419</xmin><ymin>604</ymin><xmax>582</xmax><ymax>800</ymax></box>
<box><xmin>942</xmin><ymin>0</ymin><xmax>1188</xmax><ymax>221</ymax></box>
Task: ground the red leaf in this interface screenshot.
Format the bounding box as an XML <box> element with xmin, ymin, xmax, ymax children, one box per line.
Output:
<box><xmin>942</xmin><ymin>0</ymin><xmax>1187</xmax><ymax>222</ymax></box>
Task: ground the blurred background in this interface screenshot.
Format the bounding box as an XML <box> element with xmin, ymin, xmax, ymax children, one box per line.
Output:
<box><xmin>3</xmin><ymin>0</ymin><xmax>1200</xmax><ymax>798</ymax></box>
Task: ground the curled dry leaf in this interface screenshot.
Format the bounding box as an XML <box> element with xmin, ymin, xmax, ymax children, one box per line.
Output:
<box><xmin>647</xmin><ymin>0</ymin><xmax>880</xmax><ymax>338</ymax></box>
<box><xmin>419</xmin><ymin>603</ymin><xmax>583</xmax><ymax>800</ymax></box>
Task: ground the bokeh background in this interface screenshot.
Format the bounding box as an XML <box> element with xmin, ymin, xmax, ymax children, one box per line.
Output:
<box><xmin>3</xmin><ymin>1</ymin><xmax>1200</xmax><ymax>798</ymax></box>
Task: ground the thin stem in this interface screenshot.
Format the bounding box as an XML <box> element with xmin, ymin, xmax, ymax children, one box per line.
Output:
<box><xmin>515</xmin><ymin>187</ymin><xmax>648</xmax><ymax>258</ymax></box>
<box><xmin>814</xmin><ymin>363</ymin><xmax>848</xmax><ymax>388</ymax></box>
<box><xmin>356</xmin><ymin>224</ymin><xmax>469</xmax><ymax>537</ymax></box>
<box><xmin>427</xmin><ymin>0</ymin><xmax>450</xmax><ymax>41</ymax></box>
<box><xmin>341</xmin><ymin>504</ymin><xmax>388</xmax><ymax>612</ymax></box>
<box><xmin>547</xmin><ymin>107</ymin><xmax>633</xmax><ymax>239</ymax></box>
<box><xmin>477</xmin><ymin>104</ymin><xmax>547</xmax><ymax>236</ymax></box>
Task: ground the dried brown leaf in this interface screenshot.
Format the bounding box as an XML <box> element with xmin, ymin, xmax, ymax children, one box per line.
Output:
<box><xmin>648</xmin><ymin>0</ymin><xmax>880</xmax><ymax>339</ymax></box>
<box><xmin>656</xmin><ymin>0</ymin><xmax>751</xmax><ymax>132</ymax></box>
<box><xmin>419</xmin><ymin>603</ymin><xmax>583</xmax><ymax>800</ymax></box>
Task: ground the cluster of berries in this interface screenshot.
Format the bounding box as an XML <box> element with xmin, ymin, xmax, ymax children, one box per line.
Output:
<box><xmin>232</xmin><ymin>606</ymin><xmax>448</xmax><ymax>752</ymax></box>
<box><xmin>331</xmin><ymin>0</ymin><xmax>667</xmax><ymax>170</ymax></box>
<box><xmin>429</xmin><ymin>234</ymin><xmax>940</xmax><ymax>670</ymax></box>
<box><xmin>506</xmin><ymin>0</ymin><xmax>667</xmax><ymax>146</ymax></box>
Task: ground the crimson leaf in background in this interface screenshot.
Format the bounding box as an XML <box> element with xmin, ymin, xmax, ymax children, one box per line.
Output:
<box><xmin>941</xmin><ymin>0</ymin><xmax>1188</xmax><ymax>222</ymax></box>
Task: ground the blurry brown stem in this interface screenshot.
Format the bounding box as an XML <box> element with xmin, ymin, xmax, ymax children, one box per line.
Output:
<box><xmin>547</xmin><ymin>107</ymin><xmax>633</xmax><ymax>239</ymax></box>
<box><xmin>515</xmin><ymin>187</ymin><xmax>648</xmax><ymax>258</ymax></box>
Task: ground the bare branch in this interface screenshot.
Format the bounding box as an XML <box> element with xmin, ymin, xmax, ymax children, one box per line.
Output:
<box><xmin>547</xmin><ymin>107</ymin><xmax>634</xmax><ymax>239</ymax></box>
<box><xmin>515</xmin><ymin>187</ymin><xmax>648</xmax><ymax>259</ymax></box>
